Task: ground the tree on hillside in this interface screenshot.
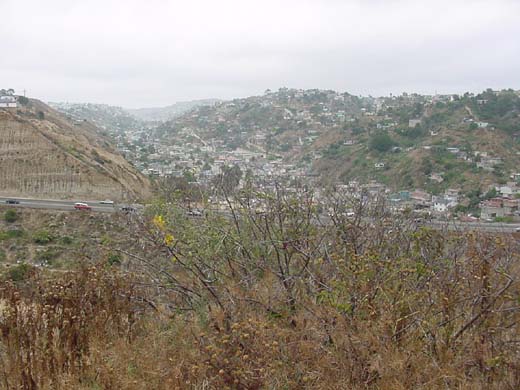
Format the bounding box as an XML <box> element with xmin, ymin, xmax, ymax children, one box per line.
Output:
<box><xmin>476</xmin><ymin>89</ymin><xmax>520</xmax><ymax>120</ymax></box>
<box><xmin>212</xmin><ymin>164</ymin><xmax>243</xmax><ymax>194</ymax></box>
<box><xmin>369</xmin><ymin>132</ymin><xmax>395</xmax><ymax>152</ymax></box>
<box><xmin>405</xmin><ymin>124</ymin><xmax>427</xmax><ymax>139</ymax></box>
<box><xmin>157</xmin><ymin>175</ymin><xmax>205</xmax><ymax>206</ymax></box>
<box><xmin>17</xmin><ymin>96</ymin><xmax>29</xmax><ymax>105</ymax></box>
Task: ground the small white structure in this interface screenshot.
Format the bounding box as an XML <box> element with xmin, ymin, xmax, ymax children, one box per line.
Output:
<box><xmin>409</xmin><ymin>119</ymin><xmax>421</xmax><ymax>128</ymax></box>
<box><xmin>433</xmin><ymin>200</ymin><xmax>448</xmax><ymax>213</ymax></box>
<box><xmin>429</xmin><ymin>173</ymin><xmax>444</xmax><ymax>183</ymax></box>
<box><xmin>0</xmin><ymin>95</ymin><xmax>17</xmax><ymax>108</ymax></box>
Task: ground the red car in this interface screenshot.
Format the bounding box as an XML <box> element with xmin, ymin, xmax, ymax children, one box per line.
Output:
<box><xmin>74</xmin><ymin>202</ymin><xmax>92</xmax><ymax>211</ymax></box>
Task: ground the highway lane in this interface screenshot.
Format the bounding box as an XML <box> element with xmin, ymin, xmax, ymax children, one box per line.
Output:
<box><xmin>427</xmin><ymin>219</ymin><xmax>520</xmax><ymax>233</ymax></box>
<box><xmin>0</xmin><ymin>196</ymin><xmax>519</xmax><ymax>233</ymax></box>
<box><xmin>0</xmin><ymin>196</ymin><xmax>118</xmax><ymax>213</ymax></box>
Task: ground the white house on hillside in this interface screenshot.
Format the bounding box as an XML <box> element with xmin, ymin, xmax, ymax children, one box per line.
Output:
<box><xmin>0</xmin><ymin>95</ymin><xmax>17</xmax><ymax>108</ymax></box>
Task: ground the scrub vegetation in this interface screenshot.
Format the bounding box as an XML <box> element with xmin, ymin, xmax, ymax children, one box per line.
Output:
<box><xmin>1</xmin><ymin>190</ymin><xmax>520</xmax><ymax>389</ymax></box>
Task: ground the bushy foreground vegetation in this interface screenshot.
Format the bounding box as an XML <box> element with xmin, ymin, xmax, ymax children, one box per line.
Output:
<box><xmin>1</xmin><ymin>192</ymin><xmax>519</xmax><ymax>389</ymax></box>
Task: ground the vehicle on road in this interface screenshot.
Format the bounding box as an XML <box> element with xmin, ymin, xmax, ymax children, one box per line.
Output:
<box><xmin>74</xmin><ymin>202</ymin><xmax>92</xmax><ymax>210</ymax></box>
<box><xmin>5</xmin><ymin>199</ymin><xmax>20</xmax><ymax>204</ymax></box>
<box><xmin>515</xmin><ymin>227</ymin><xmax>520</xmax><ymax>233</ymax></box>
<box><xmin>99</xmin><ymin>200</ymin><xmax>114</xmax><ymax>205</ymax></box>
<box><xmin>187</xmin><ymin>209</ymin><xmax>203</xmax><ymax>217</ymax></box>
<box><xmin>120</xmin><ymin>206</ymin><xmax>136</xmax><ymax>213</ymax></box>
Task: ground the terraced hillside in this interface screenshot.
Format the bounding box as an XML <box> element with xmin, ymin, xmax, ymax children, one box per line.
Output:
<box><xmin>0</xmin><ymin>99</ymin><xmax>151</xmax><ymax>200</ymax></box>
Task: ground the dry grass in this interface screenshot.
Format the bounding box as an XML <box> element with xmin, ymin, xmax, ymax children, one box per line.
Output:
<box><xmin>1</xmin><ymin>219</ymin><xmax>519</xmax><ymax>389</ymax></box>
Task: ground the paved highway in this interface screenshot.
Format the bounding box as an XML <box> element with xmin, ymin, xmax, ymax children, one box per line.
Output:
<box><xmin>0</xmin><ymin>196</ymin><xmax>118</xmax><ymax>213</ymax></box>
<box><xmin>0</xmin><ymin>196</ymin><xmax>519</xmax><ymax>234</ymax></box>
<box><xmin>427</xmin><ymin>219</ymin><xmax>520</xmax><ymax>234</ymax></box>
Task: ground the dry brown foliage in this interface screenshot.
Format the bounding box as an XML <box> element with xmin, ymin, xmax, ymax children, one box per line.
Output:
<box><xmin>1</xmin><ymin>194</ymin><xmax>520</xmax><ymax>389</ymax></box>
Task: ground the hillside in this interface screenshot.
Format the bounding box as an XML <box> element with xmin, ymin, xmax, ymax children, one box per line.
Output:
<box><xmin>127</xmin><ymin>99</ymin><xmax>220</xmax><ymax>122</ymax></box>
<box><xmin>0</xmin><ymin>98</ymin><xmax>152</xmax><ymax>200</ymax></box>
<box><xmin>154</xmin><ymin>88</ymin><xmax>520</xmax><ymax>192</ymax></box>
<box><xmin>49</xmin><ymin>102</ymin><xmax>143</xmax><ymax>135</ymax></box>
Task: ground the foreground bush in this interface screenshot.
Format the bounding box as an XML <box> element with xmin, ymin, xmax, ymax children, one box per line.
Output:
<box><xmin>0</xmin><ymin>265</ymin><xmax>142</xmax><ymax>389</ymax></box>
<box><xmin>4</xmin><ymin>209</ymin><xmax>19</xmax><ymax>223</ymax></box>
<box><xmin>1</xmin><ymin>190</ymin><xmax>520</xmax><ymax>389</ymax></box>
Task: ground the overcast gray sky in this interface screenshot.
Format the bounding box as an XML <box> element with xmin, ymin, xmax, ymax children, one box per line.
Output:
<box><xmin>1</xmin><ymin>0</ymin><xmax>519</xmax><ymax>108</ymax></box>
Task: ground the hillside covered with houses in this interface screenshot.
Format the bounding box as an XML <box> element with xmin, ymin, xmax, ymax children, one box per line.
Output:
<box><xmin>51</xmin><ymin>88</ymin><xmax>520</xmax><ymax>222</ymax></box>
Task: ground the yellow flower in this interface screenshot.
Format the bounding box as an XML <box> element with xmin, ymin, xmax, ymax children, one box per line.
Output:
<box><xmin>153</xmin><ymin>214</ymin><xmax>166</xmax><ymax>230</ymax></box>
<box><xmin>164</xmin><ymin>234</ymin><xmax>175</xmax><ymax>246</ymax></box>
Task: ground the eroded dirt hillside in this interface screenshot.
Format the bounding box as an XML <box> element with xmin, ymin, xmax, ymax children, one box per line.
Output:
<box><xmin>0</xmin><ymin>100</ymin><xmax>151</xmax><ymax>200</ymax></box>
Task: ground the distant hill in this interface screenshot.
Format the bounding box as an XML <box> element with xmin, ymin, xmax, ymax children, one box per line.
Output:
<box><xmin>127</xmin><ymin>99</ymin><xmax>220</xmax><ymax>122</ymax></box>
<box><xmin>49</xmin><ymin>102</ymin><xmax>143</xmax><ymax>135</ymax></box>
<box><xmin>0</xmin><ymin>98</ymin><xmax>152</xmax><ymax>200</ymax></box>
<box><xmin>155</xmin><ymin>88</ymin><xmax>520</xmax><ymax>192</ymax></box>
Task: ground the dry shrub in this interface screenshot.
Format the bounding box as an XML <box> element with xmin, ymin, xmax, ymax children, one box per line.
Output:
<box><xmin>1</xmin><ymin>222</ymin><xmax>520</xmax><ymax>389</ymax></box>
<box><xmin>0</xmin><ymin>265</ymin><xmax>142</xmax><ymax>389</ymax></box>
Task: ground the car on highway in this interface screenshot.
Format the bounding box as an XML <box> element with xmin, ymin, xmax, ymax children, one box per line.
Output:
<box><xmin>5</xmin><ymin>199</ymin><xmax>20</xmax><ymax>204</ymax></box>
<box><xmin>99</xmin><ymin>200</ymin><xmax>114</xmax><ymax>205</ymax></box>
<box><xmin>120</xmin><ymin>206</ymin><xmax>136</xmax><ymax>213</ymax></box>
<box><xmin>74</xmin><ymin>202</ymin><xmax>92</xmax><ymax>211</ymax></box>
<box><xmin>187</xmin><ymin>209</ymin><xmax>203</xmax><ymax>217</ymax></box>
<box><xmin>515</xmin><ymin>227</ymin><xmax>520</xmax><ymax>233</ymax></box>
